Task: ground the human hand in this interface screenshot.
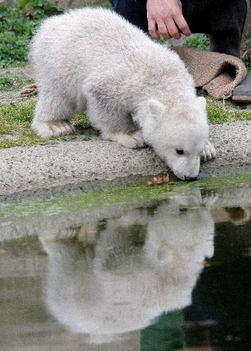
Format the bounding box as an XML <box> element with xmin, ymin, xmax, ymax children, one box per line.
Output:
<box><xmin>146</xmin><ymin>0</ymin><xmax>191</xmax><ymax>40</ymax></box>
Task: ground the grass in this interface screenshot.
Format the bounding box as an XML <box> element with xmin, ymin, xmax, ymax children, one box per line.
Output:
<box><xmin>0</xmin><ymin>100</ymin><xmax>93</xmax><ymax>148</ymax></box>
<box><xmin>0</xmin><ymin>71</ymin><xmax>34</xmax><ymax>91</ymax></box>
<box><xmin>206</xmin><ymin>97</ymin><xmax>251</xmax><ymax>124</ymax></box>
<box><xmin>185</xmin><ymin>33</ymin><xmax>210</xmax><ymax>51</ymax></box>
<box><xmin>0</xmin><ymin>96</ymin><xmax>251</xmax><ymax>149</ymax></box>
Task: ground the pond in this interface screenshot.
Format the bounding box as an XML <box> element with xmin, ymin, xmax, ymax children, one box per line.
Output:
<box><xmin>0</xmin><ymin>179</ymin><xmax>251</xmax><ymax>351</ymax></box>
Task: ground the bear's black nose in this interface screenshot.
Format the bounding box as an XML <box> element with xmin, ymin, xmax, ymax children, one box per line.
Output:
<box><xmin>185</xmin><ymin>176</ymin><xmax>197</xmax><ymax>182</ymax></box>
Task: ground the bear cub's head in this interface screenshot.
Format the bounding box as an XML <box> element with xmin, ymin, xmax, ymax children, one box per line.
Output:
<box><xmin>140</xmin><ymin>96</ymin><xmax>209</xmax><ymax>181</ymax></box>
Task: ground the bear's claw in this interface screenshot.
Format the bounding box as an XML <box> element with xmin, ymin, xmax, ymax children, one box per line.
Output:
<box><xmin>32</xmin><ymin>120</ymin><xmax>75</xmax><ymax>139</ymax></box>
<box><xmin>201</xmin><ymin>140</ymin><xmax>216</xmax><ymax>162</ymax></box>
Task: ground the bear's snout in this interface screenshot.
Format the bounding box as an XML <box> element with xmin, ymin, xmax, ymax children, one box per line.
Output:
<box><xmin>184</xmin><ymin>176</ymin><xmax>197</xmax><ymax>182</ymax></box>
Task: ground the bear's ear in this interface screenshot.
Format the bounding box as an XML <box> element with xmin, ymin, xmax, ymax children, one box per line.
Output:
<box><xmin>148</xmin><ymin>99</ymin><xmax>166</xmax><ymax>120</ymax></box>
<box><xmin>196</xmin><ymin>96</ymin><xmax>207</xmax><ymax>109</ymax></box>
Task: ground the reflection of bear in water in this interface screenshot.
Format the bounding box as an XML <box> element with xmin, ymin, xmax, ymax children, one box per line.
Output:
<box><xmin>110</xmin><ymin>0</ymin><xmax>249</xmax><ymax>58</ymax></box>
<box><xmin>40</xmin><ymin>191</ymin><xmax>214</xmax><ymax>343</ymax></box>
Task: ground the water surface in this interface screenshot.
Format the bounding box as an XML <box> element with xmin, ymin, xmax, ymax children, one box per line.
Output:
<box><xmin>1</xmin><ymin>183</ymin><xmax>251</xmax><ymax>351</ymax></box>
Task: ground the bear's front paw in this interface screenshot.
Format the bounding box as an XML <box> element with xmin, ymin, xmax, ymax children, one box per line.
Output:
<box><xmin>103</xmin><ymin>130</ymin><xmax>145</xmax><ymax>149</ymax></box>
<box><xmin>201</xmin><ymin>140</ymin><xmax>216</xmax><ymax>162</ymax></box>
<box><xmin>128</xmin><ymin>130</ymin><xmax>145</xmax><ymax>148</ymax></box>
<box><xmin>32</xmin><ymin>120</ymin><xmax>75</xmax><ymax>139</ymax></box>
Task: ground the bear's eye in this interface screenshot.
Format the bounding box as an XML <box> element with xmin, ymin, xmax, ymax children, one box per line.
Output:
<box><xmin>176</xmin><ymin>149</ymin><xmax>184</xmax><ymax>155</ymax></box>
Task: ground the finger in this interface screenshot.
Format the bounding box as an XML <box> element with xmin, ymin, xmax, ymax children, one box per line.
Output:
<box><xmin>165</xmin><ymin>19</ymin><xmax>181</xmax><ymax>39</ymax></box>
<box><xmin>148</xmin><ymin>19</ymin><xmax>160</xmax><ymax>40</ymax></box>
<box><xmin>174</xmin><ymin>14</ymin><xmax>191</xmax><ymax>36</ymax></box>
<box><xmin>157</xmin><ymin>20</ymin><xmax>172</xmax><ymax>40</ymax></box>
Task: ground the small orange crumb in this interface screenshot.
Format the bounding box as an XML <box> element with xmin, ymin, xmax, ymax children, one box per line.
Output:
<box><xmin>153</xmin><ymin>176</ymin><xmax>163</xmax><ymax>184</ymax></box>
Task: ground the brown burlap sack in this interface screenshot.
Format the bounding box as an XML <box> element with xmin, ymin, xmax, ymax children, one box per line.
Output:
<box><xmin>171</xmin><ymin>46</ymin><xmax>248</xmax><ymax>99</ymax></box>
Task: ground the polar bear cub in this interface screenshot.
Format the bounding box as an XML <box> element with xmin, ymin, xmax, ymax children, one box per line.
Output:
<box><xmin>30</xmin><ymin>7</ymin><xmax>215</xmax><ymax>180</ymax></box>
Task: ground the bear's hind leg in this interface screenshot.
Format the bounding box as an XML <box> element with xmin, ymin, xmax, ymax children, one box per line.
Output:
<box><xmin>32</xmin><ymin>92</ymin><xmax>75</xmax><ymax>139</ymax></box>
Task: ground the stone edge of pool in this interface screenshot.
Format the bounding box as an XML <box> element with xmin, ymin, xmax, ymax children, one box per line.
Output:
<box><xmin>0</xmin><ymin>121</ymin><xmax>250</xmax><ymax>201</ymax></box>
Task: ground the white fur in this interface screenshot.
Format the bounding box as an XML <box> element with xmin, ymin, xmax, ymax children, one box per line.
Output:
<box><xmin>40</xmin><ymin>189</ymin><xmax>215</xmax><ymax>342</ymax></box>
<box><xmin>30</xmin><ymin>7</ymin><xmax>215</xmax><ymax>180</ymax></box>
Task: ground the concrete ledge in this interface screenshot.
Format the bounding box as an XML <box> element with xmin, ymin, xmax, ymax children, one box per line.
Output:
<box><xmin>0</xmin><ymin>121</ymin><xmax>251</xmax><ymax>200</ymax></box>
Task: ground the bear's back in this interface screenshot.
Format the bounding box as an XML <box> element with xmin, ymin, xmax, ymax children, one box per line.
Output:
<box><xmin>30</xmin><ymin>7</ymin><xmax>185</xmax><ymax>88</ymax></box>
<box><xmin>31</xmin><ymin>7</ymin><xmax>151</xmax><ymax>59</ymax></box>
